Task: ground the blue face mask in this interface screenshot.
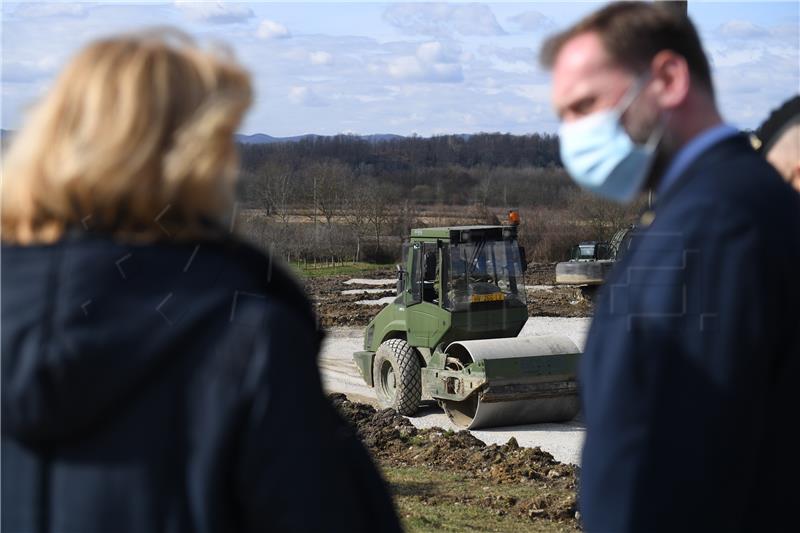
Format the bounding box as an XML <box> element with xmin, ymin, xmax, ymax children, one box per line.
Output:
<box><xmin>558</xmin><ymin>79</ymin><xmax>664</xmax><ymax>203</ymax></box>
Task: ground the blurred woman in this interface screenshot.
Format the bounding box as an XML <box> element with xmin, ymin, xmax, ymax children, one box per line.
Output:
<box><xmin>1</xmin><ymin>29</ymin><xmax>399</xmax><ymax>533</ymax></box>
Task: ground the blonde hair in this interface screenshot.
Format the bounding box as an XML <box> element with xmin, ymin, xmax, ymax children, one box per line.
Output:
<box><xmin>2</xmin><ymin>28</ymin><xmax>252</xmax><ymax>244</ymax></box>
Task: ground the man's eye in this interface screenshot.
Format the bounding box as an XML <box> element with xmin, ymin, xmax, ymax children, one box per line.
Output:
<box><xmin>573</xmin><ymin>97</ymin><xmax>596</xmax><ymax>116</ymax></box>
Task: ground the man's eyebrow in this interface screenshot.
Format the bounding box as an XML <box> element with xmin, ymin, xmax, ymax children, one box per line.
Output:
<box><xmin>557</xmin><ymin>94</ymin><xmax>595</xmax><ymax>119</ymax></box>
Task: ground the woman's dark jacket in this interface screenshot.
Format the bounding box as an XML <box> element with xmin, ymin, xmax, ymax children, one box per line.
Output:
<box><xmin>1</xmin><ymin>233</ymin><xmax>400</xmax><ymax>533</ymax></box>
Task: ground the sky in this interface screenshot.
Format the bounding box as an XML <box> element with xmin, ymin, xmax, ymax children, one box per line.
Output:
<box><xmin>1</xmin><ymin>1</ymin><xmax>798</xmax><ymax>137</ymax></box>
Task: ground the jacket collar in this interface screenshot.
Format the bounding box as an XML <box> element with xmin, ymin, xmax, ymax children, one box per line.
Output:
<box><xmin>652</xmin><ymin>133</ymin><xmax>752</xmax><ymax>213</ymax></box>
<box><xmin>656</xmin><ymin>124</ymin><xmax>740</xmax><ymax>196</ymax></box>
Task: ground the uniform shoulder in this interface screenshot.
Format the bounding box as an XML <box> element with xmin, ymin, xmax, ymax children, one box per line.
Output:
<box><xmin>713</xmin><ymin>144</ymin><xmax>800</xmax><ymax>227</ymax></box>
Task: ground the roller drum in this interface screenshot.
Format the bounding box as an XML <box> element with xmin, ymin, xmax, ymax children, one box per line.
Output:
<box><xmin>440</xmin><ymin>335</ymin><xmax>580</xmax><ymax>429</ymax></box>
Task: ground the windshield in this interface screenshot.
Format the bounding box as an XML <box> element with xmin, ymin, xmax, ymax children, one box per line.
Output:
<box><xmin>445</xmin><ymin>239</ymin><xmax>527</xmax><ymax>311</ymax></box>
<box><xmin>575</xmin><ymin>244</ymin><xmax>596</xmax><ymax>260</ymax></box>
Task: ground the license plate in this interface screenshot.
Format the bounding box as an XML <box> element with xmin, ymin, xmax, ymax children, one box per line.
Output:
<box><xmin>470</xmin><ymin>292</ymin><xmax>505</xmax><ymax>303</ymax></box>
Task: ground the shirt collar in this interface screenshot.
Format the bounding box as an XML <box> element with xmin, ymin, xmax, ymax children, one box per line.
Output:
<box><xmin>656</xmin><ymin>123</ymin><xmax>740</xmax><ymax>196</ymax></box>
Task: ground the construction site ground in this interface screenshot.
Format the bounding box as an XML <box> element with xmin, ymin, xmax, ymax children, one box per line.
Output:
<box><xmin>333</xmin><ymin>394</ymin><xmax>581</xmax><ymax>532</ymax></box>
<box><xmin>302</xmin><ymin>264</ymin><xmax>593</xmax><ymax>531</ymax></box>
<box><xmin>305</xmin><ymin>263</ymin><xmax>594</xmax><ymax>329</ymax></box>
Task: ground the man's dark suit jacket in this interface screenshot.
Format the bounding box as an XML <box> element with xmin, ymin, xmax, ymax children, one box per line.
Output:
<box><xmin>579</xmin><ymin>134</ymin><xmax>800</xmax><ymax>532</ymax></box>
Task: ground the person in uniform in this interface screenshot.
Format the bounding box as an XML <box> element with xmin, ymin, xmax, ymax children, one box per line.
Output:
<box><xmin>540</xmin><ymin>3</ymin><xmax>800</xmax><ymax>531</ymax></box>
<box><xmin>753</xmin><ymin>95</ymin><xmax>800</xmax><ymax>193</ymax></box>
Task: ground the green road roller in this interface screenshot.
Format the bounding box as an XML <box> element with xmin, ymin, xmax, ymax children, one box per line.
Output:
<box><xmin>352</xmin><ymin>224</ymin><xmax>581</xmax><ymax>429</ymax></box>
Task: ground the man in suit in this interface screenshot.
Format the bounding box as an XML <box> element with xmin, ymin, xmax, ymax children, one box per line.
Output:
<box><xmin>540</xmin><ymin>3</ymin><xmax>800</xmax><ymax>531</ymax></box>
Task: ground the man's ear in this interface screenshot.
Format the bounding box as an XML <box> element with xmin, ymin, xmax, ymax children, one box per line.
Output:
<box><xmin>650</xmin><ymin>50</ymin><xmax>690</xmax><ymax>110</ymax></box>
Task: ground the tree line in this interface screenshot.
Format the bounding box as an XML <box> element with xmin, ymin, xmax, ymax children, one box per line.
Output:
<box><xmin>240</xmin><ymin>132</ymin><xmax>562</xmax><ymax>172</ymax></box>
<box><xmin>235</xmin><ymin>133</ymin><xmax>641</xmax><ymax>263</ymax></box>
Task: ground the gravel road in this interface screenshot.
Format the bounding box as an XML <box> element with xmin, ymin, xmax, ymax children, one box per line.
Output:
<box><xmin>319</xmin><ymin>317</ymin><xmax>592</xmax><ymax>465</ymax></box>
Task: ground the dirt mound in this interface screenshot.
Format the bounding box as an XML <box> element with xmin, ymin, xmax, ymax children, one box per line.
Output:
<box><xmin>527</xmin><ymin>263</ymin><xmax>558</xmax><ymax>285</ymax></box>
<box><xmin>526</xmin><ymin>263</ymin><xmax>593</xmax><ymax>317</ymax></box>
<box><xmin>330</xmin><ymin>393</ymin><xmax>580</xmax><ymax>527</ymax></box>
<box><xmin>304</xmin><ymin>274</ymin><xmax>395</xmax><ymax>328</ymax></box>
<box><xmin>528</xmin><ymin>286</ymin><xmax>593</xmax><ymax>317</ymax></box>
<box><xmin>316</xmin><ymin>299</ymin><xmax>390</xmax><ymax>328</ymax></box>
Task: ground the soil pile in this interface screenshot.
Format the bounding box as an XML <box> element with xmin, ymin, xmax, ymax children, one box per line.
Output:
<box><xmin>304</xmin><ymin>270</ymin><xmax>395</xmax><ymax>328</ymax></box>
<box><xmin>330</xmin><ymin>393</ymin><xmax>580</xmax><ymax>526</ymax></box>
<box><xmin>526</xmin><ymin>263</ymin><xmax>594</xmax><ymax>318</ymax></box>
<box><xmin>526</xmin><ymin>263</ymin><xmax>558</xmax><ymax>285</ymax></box>
<box><xmin>527</xmin><ymin>286</ymin><xmax>593</xmax><ymax>318</ymax></box>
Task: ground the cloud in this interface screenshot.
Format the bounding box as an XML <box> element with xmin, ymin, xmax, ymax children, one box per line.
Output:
<box><xmin>309</xmin><ymin>51</ymin><xmax>333</xmax><ymax>66</ymax></box>
<box><xmin>709</xmin><ymin>48</ymin><xmax>763</xmax><ymax>69</ymax></box>
<box><xmin>2</xmin><ymin>60</ymin><xmax>56</xmax><ymax>83</ymax></box>
<box><xmin>715</xmin><ymin>20</ymin><xmax>770</xmax><ymax>40</ymax></box>
<box><xmin>510</xmin><ymin>84</ymin><xmax>551</xmax><ymax>103</ymax></box>
<box><xmin>387</xmin><ymin>41</ymin><xmax>464</xmax><ymax>83</ymax></box>
<box><xmin>257</xmin><ymin>19</ymin><xmax>291</xmax><ymax>40</ymax></box>
<box><xmin>383</xmin><ymin>3</ymin><xmax>505</xmax><ymax>37</ymax></box>
<box><xmin>494</xmin><ymin>103</ymin><xmax>537</xmax><ymax>124</ymax></box>
<box><xmin>416</xmin><ymin>41</ymin><xmax>459</xmax><ymax>64</ymax></box>
<box><xmin>174</xmin><ymin>1</ymin><xmax>253</xmax><ymax>24</ymax></box>
<box><xmin>705</xmin><ymin>32</ymin><xmax>799</xmax><ymax>129</ymax></box>
<box><xmin>507</xmin><ymin>10</ymin><xmax>556</xmax><ymax>33</ymax></box>
<box><xmin>13</xmin><ymin>3</ymin><xmax>89</xmax><ymax>18</ymax></box>
<box><xmin>288</xmin><ymin>86</ymin><xmax>329</xmax><ymax>107</ymax></box>
<box><xmin>770</xmin><ymin>23</ymin><xmax>800</xmax><ymax>41</ymax></box>
<box><xmin>481</xmin><ymin>46</ymin><xmax>537</xmax><ymax>64</ymax></box>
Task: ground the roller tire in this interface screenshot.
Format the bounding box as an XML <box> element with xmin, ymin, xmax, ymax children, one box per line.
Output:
<box><xmin>373</xmin><ymin>338</ymin><xmax>422</xmax><ymax>416</ymax></box>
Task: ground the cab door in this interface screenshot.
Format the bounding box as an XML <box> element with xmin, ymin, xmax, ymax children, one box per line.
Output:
<box><xmin>406</xmin><ymin>241</ymin><xmax>445</xmax><ymax>347</ymax></box>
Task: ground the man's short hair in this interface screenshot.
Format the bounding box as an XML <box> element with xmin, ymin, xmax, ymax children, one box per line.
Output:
<box><xmin>540</xmin><ymin>1</ymin><xmax>713</xmax><ymax>93</ymax></box>
<box><xmin>756</xmin><ymin>95</ymin><xmax>800</xmax><ymax>154</ymax></box>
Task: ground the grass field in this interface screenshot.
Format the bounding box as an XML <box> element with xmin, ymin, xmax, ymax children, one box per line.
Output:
<box><xmin>383</xmin><ymin>466</ymin><xmax>580</xmax><ymax>533</ymax></box>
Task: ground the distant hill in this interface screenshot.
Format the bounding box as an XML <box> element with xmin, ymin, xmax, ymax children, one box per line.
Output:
<box><xmin>363</xmin><ymin>134</ymin><xmax>406</xmax><ymax>143</ymax></box>
<box><xmin>235</xmin><ymin>132</ymin><xmax>406</xmax><ymax>144</ymax></box>
<box><xmin>2</xmin><ymin>129</ymin><xmax>464</xmax><ymax>146</ymax></box>
<box><xmin>234</xmin><ymin>133</ymin><xmax>282</xmax><ymax>144</ymax></box>
<box><xmin>3</xmin><ymin>130</ymin><xmax>402</xmax><ymax>146</ymax></box>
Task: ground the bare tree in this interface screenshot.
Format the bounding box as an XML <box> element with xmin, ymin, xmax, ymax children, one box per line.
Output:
<box><xmin>365</xmin><ymin>181</ymin><xmax>400</xmax><ymax>252</ymax></box>
<box><xmin>341</xmin><ymin>179</ymin><xmax>400</xmax><ymax>260</ymax></box>
<box><xmin>245</xmin><ymin>160</ymin><xmax>297</xmax><ymax>255</ymax></box>
<box><xmin>301</xmin><ymin>159</ymin><xmax>351</xmax><ymax>255</ymax></box>
<box><xmin>342</xmin><ymin>194</ymin><xmax>369</xmax><ymax>262</ymax></box>
<box><xmin>566</xmin><ymin>190</ymin><xmax>641</xmax><ymax>240</ymax></box>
